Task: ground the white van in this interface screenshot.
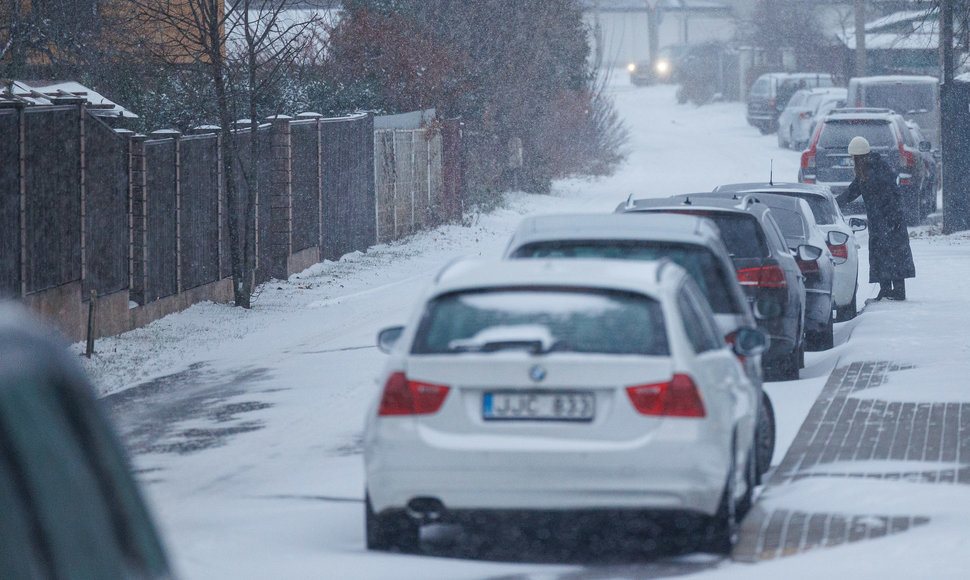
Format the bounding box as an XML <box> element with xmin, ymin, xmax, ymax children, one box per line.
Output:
<box><xmin>847</xmin><ymin>75</ymin><xmax>940</xmax><ymax>148</ymax></box>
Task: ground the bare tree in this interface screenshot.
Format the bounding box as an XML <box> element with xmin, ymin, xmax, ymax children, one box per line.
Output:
<box><xmin>127</xmin><ymin>0</ymin><xmax>318</xmax><ymax>308</ymax></box>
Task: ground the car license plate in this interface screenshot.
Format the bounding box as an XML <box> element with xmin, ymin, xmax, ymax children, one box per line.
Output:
<box><xmin>840</xmin><ymin>157</ymin><xmax>854</xmax><ymax>167</ymax></box>
<box><xmin>483</xmin><ymin>391</ymin><xmax>595</xmax><ymax>421</ymax></box>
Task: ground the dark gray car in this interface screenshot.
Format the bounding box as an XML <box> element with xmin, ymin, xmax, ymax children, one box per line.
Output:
<box><xmin>617</xmin><ymin>196</ymin><xmax>807</xmax><ymax>381</ymax></box>
<box><xmin>0</xmin><ymin>305</ymin><xmax>173</xmax><ymax>579</ymax></box>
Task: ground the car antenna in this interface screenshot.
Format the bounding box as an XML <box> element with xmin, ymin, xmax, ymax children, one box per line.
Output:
<box><xmin>683</xmin><ymin>196</ymin><xmax>692</xmax><ymax>205</ymax></box>
<box><xmin>769</xmin><ymin>159</ymin><xmax>774</xmax><ymax>186</ymax></box>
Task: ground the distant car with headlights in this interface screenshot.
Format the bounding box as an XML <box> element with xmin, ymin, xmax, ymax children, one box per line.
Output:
<box><xmin>364</xmin><ymin>258</ymin><xmax>766</xmax><ymax>555</ymax></box>
<box><xmin>713</xmin><ymin>182</ymin><xmax>862</xmax><ymax>322</ymax></box>
<box><xmin>628</xmin><ymin>44</ymin><xmax>687</xmax><ymax>86</ymax></box>
<box><xmin>501</xmin><ymin>212</ymin><xmax>775</xmax><ymax>479</ymax></box>
<box><xmin>617</xmin><ymin>195</ymin><xmax>807</xmax><ymax>381</ymax></box>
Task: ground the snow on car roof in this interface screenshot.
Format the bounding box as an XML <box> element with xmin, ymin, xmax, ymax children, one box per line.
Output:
<box><xmin>510</xmin><ymin>212</ymin><xmax>718</xmax><ymax>244</ymax></box>
<box><xmin>432</xmin><ymin>258</ymin><xmax>684</xmax><ymax>298</ymax></box>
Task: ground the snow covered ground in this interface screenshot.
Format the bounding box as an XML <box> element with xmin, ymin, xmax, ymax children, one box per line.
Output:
<box><xmin>75</xmin><ymin>77</ymin><xmax>970</xmax><ymax>579</ymax></box>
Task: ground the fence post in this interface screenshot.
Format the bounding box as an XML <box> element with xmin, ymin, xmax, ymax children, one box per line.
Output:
<box><xmin>129</xmin><ymin>134</ymin><xmax>148</xmax><ymax>306</ymax></box>
<box><xmin>17</xmin><ymin>102</ymin><xmax>26</xmax><ymax>298</ymax></box>
<box><xmin>267</xmin><ymin>115</ymin><xmax>293</xmax><ymax>279</ymax></box>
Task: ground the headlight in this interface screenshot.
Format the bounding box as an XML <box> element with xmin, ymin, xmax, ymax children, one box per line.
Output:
<box><xmin>655</xmin><ymin>60</ymin><xmax>670</xmax><ymax>74</ymax></box>
<box><xmin>627</xmin><ymin>62</ymin><xmax>637</xmax><ymax>73</ymax></box>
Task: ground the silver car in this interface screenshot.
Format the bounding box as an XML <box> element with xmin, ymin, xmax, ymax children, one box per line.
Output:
<box><xmin>502</xmin><ymin>212</ymin><xmax>776</xmax><ymax>479</ymax></box>
<box><xmin>777</xmin><ymin>87</ymin><xmax>847</xmax><ymax>150</ymax></box>
<box><xmin>713</xmin><ymin>182</ymin><xmax>861</xmax><ymax>322</ymax></box>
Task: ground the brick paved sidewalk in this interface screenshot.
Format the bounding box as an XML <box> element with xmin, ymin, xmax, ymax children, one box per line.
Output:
<box><xmin>733</xmin><ymin>360</ymin><xmax>970</xmax><ymax>562</ymax></box>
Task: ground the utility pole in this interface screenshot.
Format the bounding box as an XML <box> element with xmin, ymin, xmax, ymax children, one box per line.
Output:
<box><xmin>646</xmin><ymin>0</ymin><xmax>660</xmax><ymax>80</ymax></box>
<box><xmin>939</xmin><ymin>0</ymin><xmax>970</xmax><ymax>233</ymax></box>
<box><xmin>854</xmin><ymin>0</ymin><xmax>866</xmax><ymax>77</ymax></box>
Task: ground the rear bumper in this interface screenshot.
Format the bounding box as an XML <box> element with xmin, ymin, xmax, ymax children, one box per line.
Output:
<box><xmin>365</xmin><ymin>422</ymin><xmax>731</xmax><ymax>517</ymax></box>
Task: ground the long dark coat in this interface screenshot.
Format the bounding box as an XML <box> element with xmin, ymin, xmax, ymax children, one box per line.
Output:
<box><xmin>836</xmin><ymin>152</ymin><xmax>916</xmax><ymax>283</ymax></box>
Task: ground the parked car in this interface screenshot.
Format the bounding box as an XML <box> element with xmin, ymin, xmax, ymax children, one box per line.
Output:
<box><xmin>777</xmin><ymin>87</ymin><xmax>847</xmax><ymax>150</ymax></box>
<box><xmin>502</xmin><ymin>212</ymin><xmax>775</xmax><ymax>479</ymax></box>
<box><xmin>799</xmin><ymin>107</ymin><xmax>933</xmax><ymax>225</ymax></box>
<box><xmin>713</xmin><ymin>182</ymin><xmax>862</xmax><ymax>322</ymax></box>
<box><xmin>847</xmin><ymin>75</ymin><xmax>939</xmax><ymax>148</ymax></box>
<box><xmin>904</xmin><ymin>119</ymin><xmax>939</xmax><ymax>218</ymax></box>
<box><xmin>747</xmin><ymin>72</ymin><xmax>836</xmax><ymax>134</ymax></box>
<box><xmin>364</xmin><ymin>259</ymin><xmax>766</xmax><ymax>554</ymax></box>
<box><xmin>0</xmin><ymin>304</ymin><xmax>173</xmax><ymax>579</ymax></box>
<box><xmin>617</xmin><ymin>195</ymin><xmax>807</xmax><ymax>381</ymax></box>
<box><xmin>697</xmin><ymin>192</ymin><xmax>835</xmax><ymax>350</ymax></box>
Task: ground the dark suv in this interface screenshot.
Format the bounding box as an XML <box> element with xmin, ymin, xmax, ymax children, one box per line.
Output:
<box><xmin>618</xmin><ymin>195</ymin><xmax>807</xmax><ymax>381</ymax></box>
<box><xmin>0</xmin><ymin>306</ymin><xmax>172</xmax><ymax>579</ymax></box>
<box><xmin>799</xmin><ymin>107</ymin><xmax>934</xmax><ymax>226</ymax></box>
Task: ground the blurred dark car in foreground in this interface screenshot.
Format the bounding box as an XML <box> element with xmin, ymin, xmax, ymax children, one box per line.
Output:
<box><xmin>0</xmin><ymin>304</ymin><xmax>173</xmax><ymax>579</ymax></box>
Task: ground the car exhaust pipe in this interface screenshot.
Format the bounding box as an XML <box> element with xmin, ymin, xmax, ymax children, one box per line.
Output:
<box><xmin>406</xmin><ymin>497</ymin><xmax>446</xmax><ymax>523</ymax></box>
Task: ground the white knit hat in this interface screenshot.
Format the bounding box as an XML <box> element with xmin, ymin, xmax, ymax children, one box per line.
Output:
<box><xmin>847</xmin><ymin>136</ymin><xmax>870</xmax><ymax>156</ymax></box>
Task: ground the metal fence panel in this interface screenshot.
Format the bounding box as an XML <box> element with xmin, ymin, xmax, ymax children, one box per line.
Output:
<box><xmin>230</xmin><ymin>127</ymin><xmax>274</xmax><ymax>284</ymax></box>
<box><xmin>180</xmin><ymin>135</ymin><xmax>221</xmax><ymax>291</ymax></box>
<box><xmin>83</xmin><ymin>115</ymin><xmax>129</xmax><ymax>298</ymax></box>
<box><xmin>145</xmin><ymin>139</ymin><xmax>178</xmax><ymax>301</ymax></box>
<box><xmin>321</xmin><ymin>116</ymin><xmax>374</xmax><ymax>260</ymax></box>
<box><xmin>0</xmin><ymin>110</ymin><xmax>19</xmax><ymax>298</ymax></box>
<box><xmin>350</xmin><ymin>115</ymin><xmax>376</xmax><ymax>252</ymax></box>
<box><xmin>291</xmin><ymin>121</ymin><xmax>319</xmax><ymax>253</ymax></box>
<box><xmin>24</xmin><ymin>107</ymin><xmax>81</xmax><ymax>294</ymax></box>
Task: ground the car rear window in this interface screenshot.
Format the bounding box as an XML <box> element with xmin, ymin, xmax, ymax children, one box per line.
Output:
<box><xmin>412</xmin><ymin>288</ymin><xmax>669</xmax><ymax>356</ymax></box>
<box><xmin>510</xmin><ymin>240</ymin><xmax>741</xmax><ymax>315</ymax></box>
<box><xmin>766</xmin><ymin>193</ymin><xmax>838</xmax><ymax>225</ymax></box>
<box><xmin>818</xmin><ymin>120</ymin><xmax>895</xmax><ymax>149</ymax></box>
<box><xmin>764</xmin><ymin>207</ymin><xmax>806</xmax><ymax>241</ymax></box>
<box><xmin>864</xmin><ymin>83</ymin><xmax>935</xmax><ymax>114</ymax></box>
<box><xmin>658</xmin><ymin>211</ymin><xmax>770</xmax><ymax>261</ymax></box>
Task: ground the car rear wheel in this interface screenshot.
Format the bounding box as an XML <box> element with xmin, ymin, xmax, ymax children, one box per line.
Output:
<box><xmin>835</xmin><ymin>289</ymin><xmax>857</xmax><ymax>322</ymax></box>
<box><xmin>365</xmin><ymin>492</ymin><xmax>421</xmax><ymax>553</ymax></box>
<box><xmin>806</xmin><ymin>310</ymin><xmax>834</xmax><ymax>351</ymax></box>
<box><xmin>700</xmin><ymin>438</ymin><xmax>743</xmax><ymax>554</ymax></box>
<box><xmin>756</xmin><ymin>392</ymin><xmax>776</xmax><ymax>484</ymax></box>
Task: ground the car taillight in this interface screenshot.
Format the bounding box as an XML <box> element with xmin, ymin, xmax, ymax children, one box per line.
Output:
<box><xmin>626</xmin><ymin>374</ymin><xmax>705</xmax><ymax>417</ymax></box>
<box><xmin>736</xmin><ymin>264</ymin><xmax>787</xmax><ymax>288</ymax></box>
<box><xmin>799</xmin><ymin>111</ymin><xmax>812</xmax><ymax>119</ymax></box>
<box><xmin>828</xmin><ymin>243</ymin><xmax>848</xmax><ymax>260</ymax></box>
<box><xmin>798</xmin><ymin>259</ymin><xmax>820</xmax><ymax>274</ymax></box>
<box><xmin>898</xmin><ymin>142</ymin><xmax>915</xmax><ymax>185</ymax></box>
<box><xmin>377</xmin><ymin>372</ymin><xmax>450</xmax><ymax>416</ymax></box>
<box><xmin>801</xmin><ymin>149</ymin><xmax>816</xmax><ymax>169</ymax></box>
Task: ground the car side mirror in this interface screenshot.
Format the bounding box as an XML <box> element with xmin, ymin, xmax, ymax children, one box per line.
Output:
<box><xmin>848</xmin><ymin>217</ymin><xmax>868</xmax><ymax>231</ymax></box>
<box><xmin>796</xmin><ymin>244</ymin><xmax>823</xmax><ymax>261</ymax></box>
<box><xmin>377</xmin><ymin>326</ymin><xmax>405</xmax><ymax>354</ymax></box>
<box><xmin>827</xmin><ymin>231</ymin><xmax>850</xmax><ymax>246</ymax></box>
<box><xmin>919</xmin><ymin>140</ymin><xmax>932</xmax><ymax>152</ymax></box>
<box><xmin>730</xmin><ymin>327</ymin><xmax>769</xmax><ymax>358</ymax></box>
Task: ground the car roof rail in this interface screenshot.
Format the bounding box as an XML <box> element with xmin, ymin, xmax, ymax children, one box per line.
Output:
<box><xmin>829</xmin><ymin>107</ymin><xmax>895</xmax><ymax>115</ymax></box>
<box><xmin>655</xmin><ymin>257</ymin><xmax>674</xmax><ymax>283</ymax></box>
<box><xmin>625</xmin><ymin>193</ymin><xmax>635</xmax><ymax>210</ymax></box>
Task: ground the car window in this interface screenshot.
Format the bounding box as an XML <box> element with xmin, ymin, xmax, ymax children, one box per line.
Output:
<box><xmin>510</xmin><ymin>240</ymin><xmax>742</xmax><ymax>315</ymax></box>
<box><xmin>413</xmin><ymin>288</ymin><xmax>670</xmax><ymax>356</ymax></box>
<box><xmin>894</xmin><ymin>119</ymin><xmax>916</xmax><ymax>147</ymax></box>
<box><xmin>658</xmin><ymin>211</ymin><xmax>770</xmax><ymax>260</ymax></box>
<box><xmin>677</xmin><ymin>284</ymin><xmax>722</xmax><ymax>354</ymax></box>
<box><xmin>794</xmin><ymin>195</ymin><xmax>838</xmax><ymax>224</ymax></box>
<box><xmin>864</xmin><ymin>83</ymin><xmax>936</xmax><ymax>113</ymax></box>
<box><xmin>751</xmin><ymin>78</ymin><xmax>770</xmax><ymax>97</ymax></box>
<box><xmin>761</xmin><ymin>212</ymin><xmax>791</xmax><ymax>253</ymax></box>
<box><xmin>818</xmin><ymin>120</ymin><xmax>896</xmax><ymax>148</ymax></box>
<box><xmin>764</xmin><ymin>207</ymin><xmax>806</xmax><ymax>241</ymax></box>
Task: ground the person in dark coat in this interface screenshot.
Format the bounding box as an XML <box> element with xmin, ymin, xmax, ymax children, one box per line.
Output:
<box><xmin>836</xmin><ymin>136</ymin><xmax>916</xmax><ymax>300</ymax></box>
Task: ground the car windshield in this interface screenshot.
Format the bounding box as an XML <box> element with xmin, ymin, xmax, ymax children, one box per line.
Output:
<box><xmin>510</xmin><ymin>240</ymin><xmax>740</xmax><ymax>314</ymax></box>
<box><xmin>818</xmin><ymin>120</ymin><xmax>895</xmax><ymax>149</ymax></box>
<box><xmin>865</xmin><ymin>83</ymin><xmax>935</xmax><ymax>113</ymax></box>
<box><xmin>412</xmin><ymin>288</ymin><xmax>669</xmax><ymax>356</ymax></box>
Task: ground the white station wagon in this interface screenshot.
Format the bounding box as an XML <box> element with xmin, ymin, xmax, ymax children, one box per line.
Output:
<box><xmin>363</xmin><ymin>258</ymin><xmax>766</xmax><ymax>554</ymax></box>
